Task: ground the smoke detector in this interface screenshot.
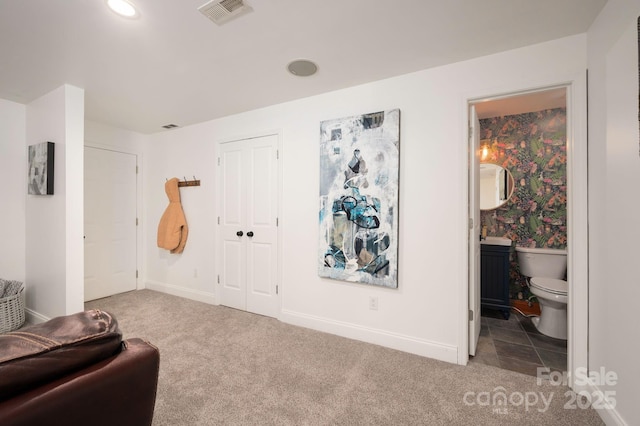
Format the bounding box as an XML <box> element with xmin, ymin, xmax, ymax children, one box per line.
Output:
<box><xmin>198</xmin><ymin>0</ymin><xmax>252</xmax><ymax>25</ymax></box>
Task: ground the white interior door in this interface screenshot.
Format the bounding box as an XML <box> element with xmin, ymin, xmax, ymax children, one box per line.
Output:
<box><xmin>219</xmin><ymin>135</ymin><xmax>279</xmax><ymax>318</ymax></box>
<box><xmin>84</xmin><ymin>147</ymin><xmax>137</xmax><ymax>301</ymax></box>
<box><xmin>469</xmin><ymin>106</ymin><xmax>481</xmax><ymax>356</ymax></box>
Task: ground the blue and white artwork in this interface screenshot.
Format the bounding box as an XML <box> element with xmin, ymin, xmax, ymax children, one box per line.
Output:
<box><xmin>318</xmin><ymin>109</ymin><xmax>400</xmax><ymax>288</ymax></box>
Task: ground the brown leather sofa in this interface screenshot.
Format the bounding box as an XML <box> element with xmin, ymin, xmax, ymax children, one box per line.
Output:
<box><xmin>0</xmin><ymin>310</ymin><xmax>159</xmax><ymax>426</ymax></box>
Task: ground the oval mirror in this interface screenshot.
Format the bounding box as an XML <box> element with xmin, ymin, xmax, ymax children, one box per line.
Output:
<box><xmin>480</xmin><ymin>163</ymin><xmax>515</xmax><ymax>210</ymax></box>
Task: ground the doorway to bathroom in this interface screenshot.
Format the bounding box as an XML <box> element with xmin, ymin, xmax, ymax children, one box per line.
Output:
<box><xmin>465</xmin><ymin>83</ymin><xmax>588</xmax><ymax>380</ymax></box>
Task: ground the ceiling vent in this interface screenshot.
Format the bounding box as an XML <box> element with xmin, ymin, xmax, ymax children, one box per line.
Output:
<box><xmin>198</xmin><ymin>0</ymin><xmax>252</xmax><ymax>25</ymax></box>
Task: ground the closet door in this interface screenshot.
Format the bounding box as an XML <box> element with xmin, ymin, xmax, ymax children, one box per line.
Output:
<box><xmin>84</xmin><ymin>147</ymin><xmax>137</xmax><ymax>301</ymax></box>
<box><xmin>218</xmin><ymin>135</ymin><xmax>279</xmax><ymax>318</ymax></box>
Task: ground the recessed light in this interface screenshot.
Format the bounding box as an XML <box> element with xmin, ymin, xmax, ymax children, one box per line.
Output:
<box><xmin>107</xmin><ymin>0</ymin><xmax>139</xmax><ymax>18</ymax></box>
<box><xmin>287</xmin><ymin>60</ymin><xmax>318</xmax><ymax>77</ymax></box>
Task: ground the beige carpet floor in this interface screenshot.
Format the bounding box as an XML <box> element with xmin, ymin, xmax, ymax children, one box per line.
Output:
<box><xmin>86</xmin><ymin>290</ymin><xmax>603</xmax><ymax>426</ymax></box>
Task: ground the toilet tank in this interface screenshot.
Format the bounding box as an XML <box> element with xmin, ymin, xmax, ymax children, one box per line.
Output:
<box><xmin>515</xmin><ymin>247</ymin><xmax>567</xmax><ymax>279</ymax></box>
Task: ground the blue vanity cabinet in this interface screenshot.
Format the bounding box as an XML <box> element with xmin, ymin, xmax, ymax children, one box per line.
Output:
<box><xmin>480</xmin><ymin>243</ymin><xmax>512</xmax><ymax>319</ymax></box>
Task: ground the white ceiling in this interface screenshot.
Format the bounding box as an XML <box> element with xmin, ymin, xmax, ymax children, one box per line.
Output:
<box><xmin>0</xmin><ymin>0</ymin><xmax>606</xmax><ymax>134</ymax></box>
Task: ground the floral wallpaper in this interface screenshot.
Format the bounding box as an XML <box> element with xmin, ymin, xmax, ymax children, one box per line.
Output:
<box><xmin>479</xmin><ymin>108</ymin><xmax>567</xmax><ymax>300</ymax></box>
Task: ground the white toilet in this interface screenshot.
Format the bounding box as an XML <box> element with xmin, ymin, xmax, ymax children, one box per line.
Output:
<box><xmin>515</xmin><ymin>246</ymin><xmax>568</xmax><ymax>340</ymax></box>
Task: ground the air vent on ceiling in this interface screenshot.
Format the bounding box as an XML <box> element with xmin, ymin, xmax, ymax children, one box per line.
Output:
<box><xmin>162</xmin><ymin>124</ymin><xmax>179</xmax><ymax>129</ymax></box>
<box><xmin>198</xmin><ymin>0</ymin><xmax>252</xmax><ymax>25</ymax></box>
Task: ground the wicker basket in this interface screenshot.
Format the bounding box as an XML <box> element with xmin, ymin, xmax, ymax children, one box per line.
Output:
<box><xmin>0</xmin><ymin>285</ymin><xmax>25</xmax><ymax>333</ymax></box>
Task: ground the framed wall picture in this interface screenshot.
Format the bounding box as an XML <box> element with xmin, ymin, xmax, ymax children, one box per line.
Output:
<box><xmin>28</xmin><ymin>141</ymin><xmax>55</xmax><ymax>195</ymax></box>
<box><xmin>318</xmin><ymin>109</ymin><xmax>400</xmax><ymax>288</ymax></box>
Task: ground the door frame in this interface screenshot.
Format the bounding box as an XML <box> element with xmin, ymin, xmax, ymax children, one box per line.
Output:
<box><xmin>460</xmin><ymin>74</ymin><xmax>589</xmax><ymax>390</ymax></box>
<box><xmin>83</xmin><ymin>143</ymin><xmax>142</xmax><ymax>296</ymax></box>
<box><xmin>214</xmin><ymin>130</ymin><xmax>283</xmax><ymax>318</ymax></box>
<box><xmin>468</xmin><ymin>105</ymin><xmax>481</xmax><ymax>356</ymax></box>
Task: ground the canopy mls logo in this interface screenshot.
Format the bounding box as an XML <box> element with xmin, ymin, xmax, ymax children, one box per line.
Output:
<box><xmin>463</xmin><ymin>367</ymin><xmax>618</xmax><ymax>414</ymax></box>
<box><xmin>463</xmin><ymin>386</ymin><xmax>554</xmax><ymax>414</ymax></box>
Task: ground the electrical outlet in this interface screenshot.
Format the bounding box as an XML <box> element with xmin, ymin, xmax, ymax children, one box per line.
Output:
<box><xmin>193</xmin><ymin>268</ymin><xmax>198</xmax><ymax>278</ymax></box>
<box><xmin>369</xmin><ymin>296</ymin><xmax>378</xmax><ymax>311</ymax></box>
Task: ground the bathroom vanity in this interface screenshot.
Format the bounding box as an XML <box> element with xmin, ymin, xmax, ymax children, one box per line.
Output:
<box><xmin>480</xmin><ymin>237</ymin><xmax>512</xmax><ymax>319</ymax></box>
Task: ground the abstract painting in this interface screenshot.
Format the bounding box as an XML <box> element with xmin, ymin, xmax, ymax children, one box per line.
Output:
<box><xmin>28</xmin><ymin>142</ymin><xmax>55</xmax><ymax>195</ymax></box>
<box><xmin>318</xmin><ymin>109</ymin><xmax>400</xmax><ymax>288</ymax></box>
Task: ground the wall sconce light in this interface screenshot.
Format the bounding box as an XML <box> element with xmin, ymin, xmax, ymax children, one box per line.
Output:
<box><xmin>481</xmin><ymin>144</ymin><xmax>489</xmax><ymax>161</ymax></box>
<box><xmin>480</xmin><ymin>139</ymin><xmax>491</xmax><ymax>161</ymax></box>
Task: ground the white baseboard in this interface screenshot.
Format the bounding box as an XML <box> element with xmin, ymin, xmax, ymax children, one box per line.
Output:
<box><xmin>280</xmin><ymin>308</ymin><xmax>458</xmax><ymax>364</ymax></box>
<box><xmin>145</xmin><ymin>280</ymin><xmax>217</xmax><ymax>305</ymax></box>
<box><xmin>142</xmin><ymin>286</ymin><xmax>456</xmax><ymax>363</ymax></box>
<box><xmin>25</xmin><ymin>307</ymin><xmax>49</xmax><ymax>325</ymax></box>
<box><xmin>572</xmin><ymin>380</ymin><xmax>626</xmax><ymax>425</ymax></box>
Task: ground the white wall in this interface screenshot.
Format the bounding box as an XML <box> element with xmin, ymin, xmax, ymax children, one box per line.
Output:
<box><xmin>145</xmin><ymin>126</ymin><xmax>217</xmax><ymax>303</ymax></box>
<box><xmin>587</xmin><ymin>1</ymin><xmax>640</xmax><ymax>424</ymax></box>
<box><xmin>85</xmin><ymin>120</ymin><xmax>148</xmax><ymax>152</ymax></box>
<box><xmin>0</xmin><ymin>99</ymin><xmax>26</xmax><ymax>283</ymax></box>
<box><xmin>144</xmin><ymin>34</ymin><xmax>588</xmax><ymax>364</ymax></box>
<box><xmin>25</xmin><ymin>84</ymin><xmax>85</xmax><ymax>319</ymax></box>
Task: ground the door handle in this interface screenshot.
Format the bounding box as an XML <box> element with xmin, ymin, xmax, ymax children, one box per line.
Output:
<box><xmin>247</xmin><ymin>231</ymin><xmax>254</xmax><ymax>237</ymax></box>
<box><xmin>236</xmin><ymin>231</ymin><xmax>243</xmax><ymax>237</ymax></box>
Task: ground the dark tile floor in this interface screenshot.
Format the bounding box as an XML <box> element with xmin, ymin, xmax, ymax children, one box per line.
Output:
<box><xmin>469</xmin><ymin>308</ymin><xmax>567</xmax><ymax>377</ymax></box>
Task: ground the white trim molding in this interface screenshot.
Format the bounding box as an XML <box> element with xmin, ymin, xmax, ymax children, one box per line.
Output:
<box><xmin>145</xmin><ymin>280</ymin><xmax>217</xmax><ymax>305</ymax></box>
<box><xmin>25</xmin><ymin>307</ymin><xmax>50</xmax><ymax>325</ymax></box>
<box><xmin>281</xmin><ymin>309</ymin><xmax>458</xmax><ymax>364</ymax></box>
<box><xmin>571</xmin><ymin>379</ymin><xmax>627</xmax><ymax>426</ymax></box>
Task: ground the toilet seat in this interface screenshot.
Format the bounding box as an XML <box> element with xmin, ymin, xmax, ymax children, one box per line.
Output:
<box><xmin>530</xmin><ymin>277</ymin><xmax>567</xmax><ymax>295</ymax></box>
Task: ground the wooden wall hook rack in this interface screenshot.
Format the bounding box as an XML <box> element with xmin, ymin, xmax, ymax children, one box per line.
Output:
<box><xmin>167</xmin><ymin>176</ymin><xmax>201</xmax><ymax>187</ymax></box>
<box><xmin>178</xmin><ymin>180</ymin><xmax>200</xmax><ymax>187</ymax></box>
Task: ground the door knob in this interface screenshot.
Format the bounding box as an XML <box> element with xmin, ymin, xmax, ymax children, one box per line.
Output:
<box><xmin>236</xmin><ymin>231</ymin><xmax>243</xmax><ymax>237</ymax></box>
<box><xmin>247</xmin><ymin>231</ymin><xmax>254</xmax><ymax>237</ymax></box>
